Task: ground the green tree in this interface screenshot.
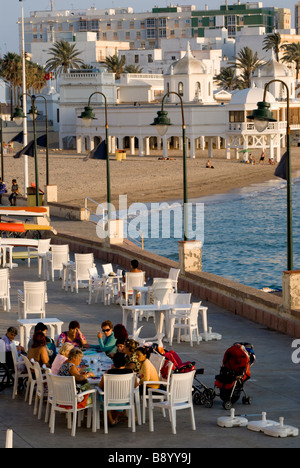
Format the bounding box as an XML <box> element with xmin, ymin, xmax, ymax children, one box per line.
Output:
<box><xmin>104</xmin><ymin>55</ymin><xmax>126</xmax><ymax>79</ymax></box>
<box><xmin>229</xmin><ymin>47</ymin><xmax>265</xmax><ymax>89</ymax></box>
<box><xmin>45</xmin><ymin>40</ymin><xmax>85</xmax><ymax>74</ymax></box>
<box><xmin>0</xmin><ymin>53</ymin><xmax>46</xmax><ymax>105</ymax></box>
<box><xmin>263</xmin><ymin>32</ymin><xmax>286</xmax><ymax>62</ymax></box>
<box><xmin>124</xmin><ymin>64</ymin><xmax>144</xmax><ymax>74</ymax></box>
<box><xmin>214</xmin><ymin>67</ymin><xmax>243</xmax><ymax>91</ymax></box>
<box><xmin>282</xmin><ymin>42</ymin><xmax>300</xmax><ymax>81</ymax></box>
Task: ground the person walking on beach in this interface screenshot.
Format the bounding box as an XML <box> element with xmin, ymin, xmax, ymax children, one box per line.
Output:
<box><xmin>259</xmin><ymin>151</ymin><xmax>265</xmax><ymax>165</ymax></box>
<box><xmin>9</xmin><ymin>179</ymin><xmax>19</xmax><ymax>206</ymax></box>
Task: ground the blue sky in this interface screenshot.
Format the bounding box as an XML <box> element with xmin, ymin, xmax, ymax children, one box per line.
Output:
<box><xmin>0</xmin><ymin>0</ymin><xmax>297</xmax><ymax>55</ymax></box>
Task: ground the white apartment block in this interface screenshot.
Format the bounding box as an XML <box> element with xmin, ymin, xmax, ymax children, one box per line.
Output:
<box><xmin>20</xmin><ymin>5</ymin><xmax>195</xmax><ymax>58</ymax></box>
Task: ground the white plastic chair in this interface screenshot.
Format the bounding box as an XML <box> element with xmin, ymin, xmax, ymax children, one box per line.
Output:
<box><xmin>0</xmin><ymin>268</ymin><xmax>11</xmax><ymax>312</ymax></box>
<box><xmin>33</xmin><ymin>361</ymin><xmax>48</xmax><ymax>420</ymax></box>
<box><xmin>22</xmin><ymin>355</ymin><xmax>36</xmax><ymax>405</ymax></box>
<box><xmin>99</xmin><ymin>373</ymin><xmax>137</xmax><ymax>434</ymax></box>
<box><xmin>142</xmin><ymin>357</ymin><xmax>174</xmax><ymax>424</ymax></box>
<box><xmin>168</xmin><ymin>292</ymin><xmax>191</xmax><ymax>305</ymax></box>
<box><xmin>152</xmin><ymin>279</ymin><xmax>174</xmax><ymax>305</ymax></box>
<box><xmin>122</xmin><ymin>272</ymin><xmax>145</xmax><ymax>306</ymax></box>
<box><xmin>102</xmin><ymin>263</ymin><xmax>114</xmax><ymax>276</ymax></box>
<box><xmin>48</xmin><ymin>244</ymin><xmax>69</xmax><ymax>282</ymax></box>
<box><xmin>44</xmin><ymin>368</ymin><xmax>54</xmax><ymax>424</ymax></box>
<box><xmin>88</xmin><ymin>267</ymin><xmax>113</xmax><ymax>305</ymax></box>
<box><xmin>149</xmin><ymin>370</ymin><xmax>196</xmax><ymax>435</ymax></box>
<box><xmin>10</xmin><ymin>342</ymin><xmax>29</xmax><ymax>400</ymax></box>
<box><xmin>168</xmin><ymin>268</ymin><xmax>180</xmax><ymax>292</ymax></box>
<box><xmin>49</xmin><ymin>374</ymin><xmax>97</xmax><ymax>437</ymax></box>
<box><xmin>28</xmin><ymin>239</ymin><xmax>51</xmax><ymax>279</ymax></box>
<box><xmin>69</xmin><ymin>253</ymin><xmax>95</xmax><ymax>293</ymax></box>
<box><xmin>17</xmin><ymin>281</ymin><xmax>47</xmax><ymax>320</ymax></box>
<box><xmin>169</xmin><ymin>302</ymin><xmax>201</xmax><ymax>347</ymax></box>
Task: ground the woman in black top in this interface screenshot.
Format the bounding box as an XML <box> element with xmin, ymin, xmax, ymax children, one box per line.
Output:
<box><xmin>99</xmin><ymin>352</ymin><xmax>137</xmax><ymax>426</ymax></box>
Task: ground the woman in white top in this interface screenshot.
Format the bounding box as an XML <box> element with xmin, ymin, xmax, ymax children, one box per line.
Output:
<box><xmin>51</xmin><ymin>342</ymin><xmax>74</xmax><ymax>375</ymax></box>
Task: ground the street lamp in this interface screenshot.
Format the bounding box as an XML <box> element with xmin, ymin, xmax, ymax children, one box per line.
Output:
<box><xmin>78</xmin><ymin>92</ymin><xmax>111</xmax><ymax>218</ymax></box>
<box><xmin>28</xmin><ymin>95</ymin><xmax>50</xmax><ymax>186</ymax></box>
<box><xmin>151</xmin><ymin>92</ymin><xmax>189</xmax><ymax>241</ymax></box>
<box><xmin>12</xmin><ymin>94</ymin><xmax>40</xmax><ymax>206</ymax></box>
<box><xmin>247</xmin><ymin>79</ymin><xmax>293</xmax><ymax>271</ymax></box>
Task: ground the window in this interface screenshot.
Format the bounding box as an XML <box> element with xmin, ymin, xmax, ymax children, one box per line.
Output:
<box><xmin>229</xmin><ymin>111</ymin><xmax>244</xmax><ymax>123</ymax></box>
<box><xmin>90</xmin><ymin>20</ymin><xmax>99</xmax><ymax>30</ymax></box>
<box><xmin>178</xmin><ymin>82</ymin><xmax>184</xmax><ymax>96</ymax></box>
<box><xmin>135</xmin><ymin>55</ymin><xmax>139</xmax><ymax>63</ymax></box>
<box><xmin>148</xmin><ymin>54</ymin><xmax>153</xmax><ymax>63</ymax></box>
<box><xmin>195</xmin><ymin>82</ymin><xmax>201</xmax><ymax>97</ymax></box>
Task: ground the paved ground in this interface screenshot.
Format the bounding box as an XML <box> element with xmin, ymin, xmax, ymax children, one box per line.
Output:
<box><xmin>0</xmin><ymin>248</ymin><xmax>299</xmax><ymax>450</ymax></box>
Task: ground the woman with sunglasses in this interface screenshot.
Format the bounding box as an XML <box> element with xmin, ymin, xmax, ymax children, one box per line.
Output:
<box><xmin>97</xmin><ymin>320</ymin><xmax>117</xmax><ymax>357</ymax></box>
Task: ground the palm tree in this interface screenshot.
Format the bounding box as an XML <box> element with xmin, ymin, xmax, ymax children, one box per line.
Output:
<box><xmin>124</xmin><ymin>64</ymin><xmax>144</xmax><ymax>74</ymax></box>
<box><xmin>263</xmin><ymin>32</ymin><xmax>286</xmax><ymax>62</ymax></box>
<box><xmin>229</xmin><ymin>47</ymin><xmax>265</xmax><ymax>89</ymax></box>
<box><xmin>0</xmin><ymin>53</ymin><xmax>22</xmax><ymax>105</ymax></box>
<box><xmin>214</xmin><ymin>67</ymin><xmax>243</xmax><ymax>91</ymax></box>
<box><xmin>45</xmin><ymin>40</ymin><xmax>85</xmax><ymax>74</ymax></box>
<box><xmin>105</xmin><ymin>55</ymin><xmax>126</xmax><ymax>79</ymax></box>
<box><xmin>282</xmin><ymin>42</ymin><xmax>300</xmax><ymax>82</ymax></box>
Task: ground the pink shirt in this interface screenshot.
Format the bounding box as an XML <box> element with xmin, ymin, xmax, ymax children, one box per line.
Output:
<box><xmin>51</xmin><ymin>354</ymin><xmax>68</xmax><ymax>375</ymax></box>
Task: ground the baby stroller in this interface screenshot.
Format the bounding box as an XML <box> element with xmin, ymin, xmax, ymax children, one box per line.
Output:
<box><xmin>214</xmin><ymin>342</ymin><xmax>255</xmax><ymax>410</ymax></box>
<box><xmin>192</xmin><ymin>368</ymin><xmax>216</xmax><ymax>408</ymax></box>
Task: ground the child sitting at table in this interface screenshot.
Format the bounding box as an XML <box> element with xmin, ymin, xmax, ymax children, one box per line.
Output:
<box><xmin>136</xmin><ymin>347</ymin><xmax>159</xmax><ymax>395</ymax></box>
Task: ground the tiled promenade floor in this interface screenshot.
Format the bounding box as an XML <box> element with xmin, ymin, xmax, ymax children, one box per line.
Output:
<box><xmin>0</xmin><ymin>236</ymin><xmax>299</xmax><ymax>449</ymax></box>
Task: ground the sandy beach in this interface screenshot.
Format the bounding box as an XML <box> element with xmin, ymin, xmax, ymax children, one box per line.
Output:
<box><xmin>4</xmin><ymin>147</ymin><xmax>300</xmax><ymax>209</ymax></box>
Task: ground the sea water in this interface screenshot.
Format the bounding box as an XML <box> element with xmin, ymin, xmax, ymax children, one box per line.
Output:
<box><xmin>141</xmin><ymin>176</ymin><xmax>300</xmax><ymax>290</ymax></box>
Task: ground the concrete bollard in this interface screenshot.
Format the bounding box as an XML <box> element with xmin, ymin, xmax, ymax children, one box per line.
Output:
<box><xmin>282</xmin><ymin>270</ymin><xmax>300</xmax><ymax>311</ymax></box>
<box><xmin>5</xmin><ymin>429</ymin><xmax>13</xmax><ymax>448</ymax></box>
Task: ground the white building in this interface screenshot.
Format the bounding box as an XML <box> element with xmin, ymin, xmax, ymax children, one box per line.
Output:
<box><xmin>29</xmin><ymin>32</ymin><xmax>130</xmax><ymax>68</ymax></box>
<box><xmin>58</xmin><ymin>45</ymin><xmax>300</xmax><ymax>161</ymax></box>
<box><xmin>164</xmin><ymin>45</ymin><xmax>215</xmax><ymax>104</ymax></box>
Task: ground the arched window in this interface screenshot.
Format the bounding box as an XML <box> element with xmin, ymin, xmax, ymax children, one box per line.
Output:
<box><xmin>178</xmin><ymin>82</ymin><xmax>184</xmax><ymax>96</ymax></box>
<box><xmin>195</xmin><ymin>82</ymin><xmax>201</xmax><ymax>97</ymax></box>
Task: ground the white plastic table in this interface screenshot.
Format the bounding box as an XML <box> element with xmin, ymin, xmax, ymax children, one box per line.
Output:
<box><xmin>17</xmin><ymin>318</ymin><xmax>64</xmax><ymax>351</ymax></box>
<box><xmin>0</xmin><ymin>239</ymin><xmax>39</xmax><ymax>270</ymax></box>
<box><xmin>122</xmin><ymin>304</ymin><xmax>170</xmax><ymax>338</ymax></box>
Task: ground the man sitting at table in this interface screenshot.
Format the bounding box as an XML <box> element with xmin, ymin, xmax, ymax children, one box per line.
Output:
<box><xmin>118</xmin><ymin>259</ymin><xmax>143</xmax><ymax>305</ymax></box>
<box><xmin>1</xmin><ymin>327</ymin><xmax>26</xmax><ymax>372</ymax></box>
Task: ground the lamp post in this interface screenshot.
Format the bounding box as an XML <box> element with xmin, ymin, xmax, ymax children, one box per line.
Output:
<box><xmin>28</xmin><ymin>95</ymin><xmax>49</xmax><ymax>186</ymax></box>
<box><xmin>151</xmin><ymin>91</ymin><xmax>189</xmax><ymax>241</ymax></box>
<box><xmin>19</xmin><ymin>0</ymin><xmax>29</xmax><ymax>193</ymax></box>
<box><xmin>0</xmin><ymin>104</ymin><xmax>4</xmax><ymax>181</ymax></box>
<box><xmin>13</xmin><ymin>94</ymin><xmax>40</xmax><ymax>206</ymax></box>
<box><xmin>78</xmin><ymin>91</ymin><xmax>111</xmax><ymax>219</ymax></box>
<box><xmin>247</xmin><ymin>79</ymin><xmax>293</xmax><ymax>271</ymax></box>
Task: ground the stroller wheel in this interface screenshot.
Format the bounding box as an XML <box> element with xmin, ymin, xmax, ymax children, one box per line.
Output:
<box><xmin>193</xmin><ymin>391</ymin><xmax>202</xmax><ymax>406</ymax></box>
<box><xmin>242</xmin><ymin>396</ymin><xmax>252</xmax><ymax>405</ymax></box>
<box><xmin>223</xmin><ymin>401</ymin><xmax>233</xmax><ymax>411</ymax></box>
<box><xmin>204</xmin><ymin>399</ymin><xmax>214</xmax><ymax>409</ymax></box>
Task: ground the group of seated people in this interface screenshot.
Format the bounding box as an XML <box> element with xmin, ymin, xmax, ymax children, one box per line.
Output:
<box><xmin>2</xmin><ymin>318</ymin><xmax>162</xmax><ymax>427</ymax></box>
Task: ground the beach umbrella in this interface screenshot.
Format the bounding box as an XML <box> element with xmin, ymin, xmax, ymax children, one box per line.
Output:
<box><xmin>84</xmin><ymin>140</ymin><xmax>107</xmax><ymax>161</ymax></box>
<box><xmin>274</xmin><ymin>151</ymin><xmax>288</xmax><ymax>181</ymax></box>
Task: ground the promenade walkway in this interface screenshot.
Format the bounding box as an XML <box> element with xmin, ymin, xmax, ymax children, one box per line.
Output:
<box><xmin>0</xmin><ymin>220</ymin><xmax>299</xmax><ymax>449</ymax></box>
